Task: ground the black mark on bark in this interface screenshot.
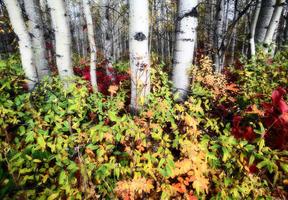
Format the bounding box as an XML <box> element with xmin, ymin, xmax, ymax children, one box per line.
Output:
<box><xmin>134</xmin><ymin>32</ymin><xmax>147</xmax><ymax>41</ymax></box>
<box><xmin>178</xmin><ymin>7</ymin><xmax>198</xmax><ymax>21</ymax></box>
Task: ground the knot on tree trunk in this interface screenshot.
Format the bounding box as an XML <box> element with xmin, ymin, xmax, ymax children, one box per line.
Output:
<box><xmin>134</xmin><ymin>32</ymin><xmax>147</xmax><ymax>41</ymax></box>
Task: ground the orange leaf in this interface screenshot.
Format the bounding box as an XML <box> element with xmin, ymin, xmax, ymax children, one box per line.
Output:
<box><xmin>172</xmin><ymin>183</ymin><xmax>187</xmax><ymax>193</ymax></box>
<box><xmin>108</xmin><ymin>85</ymin><xmax>119</xmax><ymax>96</ymax></box>
<box><xmin>245</xmin><ymin>104</ymin><xmax>265</xmax><ymax>116</ymax></box>
<box><xmin>85</xmin><ymin>148</ymin><xmax>95</xmax><ymax>158</ymax></box>
<box><xmin>146</xmin><ymin>110</ymin><xmax>154</xmax><ymax>118</ymax></box>
<box><xmin>225</xmin><ymin>83</ymin><xmax>239</xmax><ymax>92</ymax></box>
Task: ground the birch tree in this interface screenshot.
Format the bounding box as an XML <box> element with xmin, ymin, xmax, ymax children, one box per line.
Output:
<box><xmin>249</xmin><ymin>0</ymin><xmax>261</xmax><ymax>56</ymax></box>
<box><xmin>214</xmin><ymin>0</ymin><xmax>225</xmax><ymax>73</ymax></box>
<box><xmin>101</xmin><ymin>0</ymin><xmax>113</xmax><ymax>77</ymax></box>
<box><xmin>24</xmin><ymin>0</ymin><xmax>49</xmax><ymax>80</ymax></box>
<box><xmin>47</xmin><ymin>0</ymin><xmax>74</xmax><ymax>82</ymax></box>
<box><xmin>129</xmin><ymin>0</ymin><xmax>150</xmax><ymax>113</ymax></box>
<box><xmin>255</xmin><ymin>0</ymin><xmax>275</xmax><ymax>44</ymax></box>
<box><xmin>172</xmin><ymin>0</ymin><xmax>198</xmax><ymax>101</ymax></box>
<box><xmin>4</xmin><ymin>0</ymin><xmax>38</xmax><ymax>90</ymax></box>
<box><xmin>82</xmin><ymin>0</ymin><xmax>97</xmax><ymax>92</ymax></box>
<box><xmin>263</xmin><ymin>0</ymin><xmax>285</xmax><ymax>49</ymax></box>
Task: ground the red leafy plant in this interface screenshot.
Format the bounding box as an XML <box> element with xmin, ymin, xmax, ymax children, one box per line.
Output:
<box><xmin>263</xmin><ymin>87</ymin><xmax>288</xmax><ymax>150</ymax></box>
<box><xmin>231</xmin><ymin>87</ymin><xmax>288</xmax><ymax>150</ymax></box>
<box><xmin>73</xmin><ymin>61</ymin><xmax>129</xmax><ymax>95</ymax></box>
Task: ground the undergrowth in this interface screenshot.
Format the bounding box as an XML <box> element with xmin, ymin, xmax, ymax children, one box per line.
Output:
<box><xmin>0</xmin><ymin>52</ymin><xmax>287</xmax><ymax>199</ymax></box>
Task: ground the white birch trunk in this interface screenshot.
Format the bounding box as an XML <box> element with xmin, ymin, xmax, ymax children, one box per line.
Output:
<box><xmin>4</xmin><ymin>0</ymin><xmax>38</xmax><ymax>90</ymax></box>
<box><xmin>214</xmin><ymin>0</ymin><xmax>224</xmax><ymax>73</ymax></box>
<box><xmin>83</xmin><ymin>0</ymin><xmax>98</xmax><ymax>92</ymax></box>
<box><xmin>172</xmin><ymin>0</ymin><xmax>198</xmax><ymax>101</ymax></box>
<box><xmin>263</xmin><ymin>0</ymin><xmax>285</xmax><ymax>47</ymax></box>
<box><xmin>255</xmin><ymin>0</ymin><xmax>276</xmax><ymax>44</ymax></box>
<box><xmin>101</xmin><ymin>0</ymin><xmax>114</xmax><ymax>80</ymax></box>
<box><xmin>47</xmin><ymin>0</ymin><xmax>74</xmax><ymax>81</ymax></box>
<box><xmin>129</xmin><ymin>0</ymin><xmax>150</xmax><ymax>113</ymax></box>
<box><xmin>24</xmin><ymin>0</ymin><xmax>49</xmax><ymax>80</ymax></box>
<box><xmin>250</xmin><ymin>0</ymin><xmax>261</xmax><ymax>56</ymax></box>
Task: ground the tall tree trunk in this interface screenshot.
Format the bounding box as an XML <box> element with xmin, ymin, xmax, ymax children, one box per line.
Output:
<box><xmin>250</xmin><ymin>0</ymin><xmax>261</xmax><ymax>56</ymax></box>
<box><xmin>214</xmin><ymin>0</ymin><xmax>224</xmax><ymax>73</ymax></box>
<box><xmin>172</xmin><ymin>0</ymin><xmax>198</xmax><ymax>101</ymax></box>
<box><xmin>255</xmin><ymin>0</ymin><xmax>276</xmax><ymax>44</ymax></box>
<box><xmin>24</xmin><ymin>0</ymin><xmax>49</xmax><ymax>80</ymax></box>
<box><xmin>129</xmin><ymin>0</ymin><xmax>150</xmax><ymax>113</ymax></box>
<box><xmin>263</xmin><ymin>0</ymin><xmax>285</xmax><ymax>50</ymax></box>
<box><xmin>47</xmin><ymin>0</ymin><xmax>74</xmax><ymax>82</ymax></box>
<box><xmin>4</xmin><ymin>0</ymin><xmax>38</xmax><ymax>90</ymax></box>
<box><xmin>101</xmin><ymin>0</ymin><xmax>114</xmax><ymax>79</ymax></box>
<box><xmin>79</xmin><ymin>1</ymin><xmax>88</xmax><ymax>58</ymax></box>
<box><xmin>83</xmin><ymin>0</ymin><xmax>97</xmax><ymax>92</ymax></box>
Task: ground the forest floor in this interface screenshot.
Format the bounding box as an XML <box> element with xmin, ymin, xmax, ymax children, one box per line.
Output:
<box><xmin>0</xmin><ymin>52</ymin><xmax>288</xmax><ymax>199</ymax></box>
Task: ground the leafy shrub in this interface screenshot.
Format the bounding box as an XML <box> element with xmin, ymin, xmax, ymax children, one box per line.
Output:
<box><xmin>0</xmin><ymin>54</ymin><xmax>287</xmax><ymax>200</ymax></box>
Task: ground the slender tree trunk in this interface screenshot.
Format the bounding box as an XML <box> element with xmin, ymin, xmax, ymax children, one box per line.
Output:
<box><xmin>101</xmin><ymin>0</ymin><xmax>114</xmax><ymax>80</ymax></box>
<box><xmin>47</xmin><ymin>0</ymin><xmax>74</xmax><ymax>82</ymax></box>
<box><xmin>250</xmin><ymin>0</ymin><xmax>261</xmax><ymax>56</ymax></box>
<box><xmin>214</xmin><ymin>0</ymin><xmax>224</xmax><ymax>73</ymax></box>
<box><xmin>40</xmin><ymin>0</ymin><xmax>55</xmax><ymax>67</ymax></box>
<box><xmin>284</xmin><ymin>11</ymin><xmax>288</xmax><ymax>47</ymax></box>
<box><xmin>4</xmin><ymin>0</ymin><xmax>38</xmax><ymax>90</ymax></box>
<box><xmin>263</xmin><ymin>0</ymin><xmax>285</xmax><ymax>49</ymax></box>
<box><xmin>83</xmin><ymin>0</ymin><xmax>97</xmax><ymax>92</ymax></box>
<box><xmin>172</xmin><ymin>0</ymin><xmax>198</xmax><ymax>101</ymax></box>
<box><xmin>24</xmin><ymin>0</ymin><xmax>49</xmax><ymax>80</ymax></box>
<box><xmin>129</xmin><ymin>0</ymin><xmax>150</xmax><ymax>113</ymax></box>
<box><xmin>255</xmin><ymin>0</ymin><xmax>276</xmax><ymax>44</ymax></box>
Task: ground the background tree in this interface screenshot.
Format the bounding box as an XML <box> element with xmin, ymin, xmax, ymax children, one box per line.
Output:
<box><xmin>83</xmin><ymin>0</ymin><xmax>98</xmax><ymax>92</ymax></box>
<box><xmin>3</xmin><ymin>0</ymin><xmax>38</xmax><ymax>90</ymax></box>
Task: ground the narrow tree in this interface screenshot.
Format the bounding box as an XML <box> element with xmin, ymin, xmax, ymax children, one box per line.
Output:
<box><xmin>214</xmin><ymin>0</ymin><xmax>225</xmax><ymax>73</ymax></box>
<box><xmin>24</xmin><ymin>0</ymin><xmax>49</xmax><ymax>79</ymax></box>
<box><xmin>255</xmin><ymin>0</ymin><xmax>275</xmax><ymax>44</ymax></box>
<box><xmin>172</xmin><ymin>0</ymin><xmax>198</xmax><ymax>101</ymax></box>
<box><xmin>47</xmin><ymin>0</ymin><xmax>74</xmax><ymax>82</ymax></box>
<box><xmin>4</xmin><ymin>0</ymin><xmax>38</xmax><ymax>90</ymax></box>
<box><xmin>263</xmin><ymin>0</ymin><xmax>285</xmax><ymax>49</ymax></box>
<box><xmin>129</xmin><ymin>0</ymin><xmax>150</xmax><ymax>113</ymax></box>
<box><xmin>82</xmin><ymin>0</ymin><xmax>97</xmax><ymax>92</ymax></box>
<box><xmin>249</xmin><ymin>0</ymin><xmax>262</xmax><ymax>56</ymax></box>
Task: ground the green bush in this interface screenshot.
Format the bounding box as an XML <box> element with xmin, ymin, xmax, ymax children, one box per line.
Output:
<box><xmin>0</xmin><ymin>54</ymin><xmax>287</xmax><ymax>199</ymax></box>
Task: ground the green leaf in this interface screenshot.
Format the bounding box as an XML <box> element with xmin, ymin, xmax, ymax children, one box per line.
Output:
<box><xmin>158</xmin><ymin>158</ymin><xmax>166</xmax><ymax>168</ymax></box>
<box><xmin>37</xmin><ymin>135</ymin><xmax>46</xmax><ymax>150</ymax></box>
<box><xmin>256</xmin><ymin>160</ymin><xmax>269</xmax><ymax>169</ymax></box>
<box><xmin>47</xmin><ymin>193</ymin><xmax>59</xmax><ymax>200</ymax></box>
<box><xmin>280</xmin><ymin>163</ymin><xmax>288</xmax><ymax>173</ymax></box>
<box><xmin>59</xmin><ymin>171</ymin><xmax>67</xmax><ymax>185</ymax></box>
<box><xmin>222</xmin><ymin>147</ymin><xmax>230</xmax><ymax>162</ymax></box>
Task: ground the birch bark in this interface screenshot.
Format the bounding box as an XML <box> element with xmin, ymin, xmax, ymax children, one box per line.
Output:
<box><xmin>172</xmin><ymin>0</ymin><xmax>198</xmax><ymax>101</ymax></box>
<box><xmin>24</xmin><ymin>0</ymin><xmax>49</xmax><ymax>80</ymax></box>
<box><xmin>129</xmin><ymin>0</ymin><xmax>150</xmax><ymax>113</ymax></box>
<box><xmin>4</xmin><ymin>0</ymin><xmax>38</xmax><ymax>90</ymax></box>
<box><xmin>255</xmin><ymin>0</ymin><xmax>276</xmax><ymax>44</ymax></box>
<box><xmin>83</xmin><ymin>0</ymin><xmax>98</xmax><ymax>92</ymax></box>
<box><xmin>47</xmin><ymin>0</ymin><xmax>74</xmax><ymax>81</ymax></box>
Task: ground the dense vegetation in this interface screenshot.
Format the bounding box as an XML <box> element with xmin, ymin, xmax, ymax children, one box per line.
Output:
<box><xmin>0</xmin><ymin>51</ymin><xmax>287</xmax><ymax>199</ymax></box>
